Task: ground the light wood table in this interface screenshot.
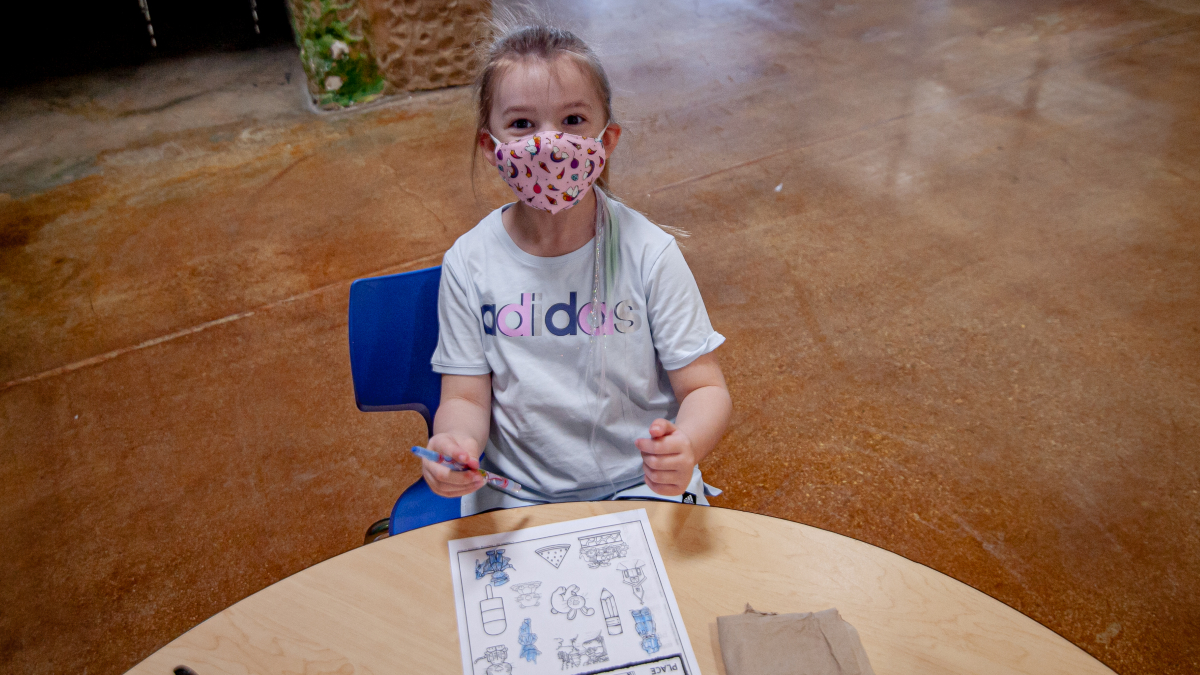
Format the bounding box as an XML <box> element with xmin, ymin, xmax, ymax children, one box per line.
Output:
<box><xmin>128</xmin><ymin>502</ymin><xmax>1115</xmax><ymax>675</ymax></box>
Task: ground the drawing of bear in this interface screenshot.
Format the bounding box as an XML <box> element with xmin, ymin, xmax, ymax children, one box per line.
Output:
<box><xmin>550</xmin><ymin>585</ymin><xmax>595</xmax><ymax>620</ymax></box>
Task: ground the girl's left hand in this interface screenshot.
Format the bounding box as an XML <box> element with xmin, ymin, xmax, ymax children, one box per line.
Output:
<box><xmin>635</xmin><ymin>419</ymin><xmax>697</xmax><ymax>496</ymax></box>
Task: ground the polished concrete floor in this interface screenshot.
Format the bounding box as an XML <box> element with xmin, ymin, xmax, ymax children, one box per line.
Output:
<box><xmin>2</xmin><ymin>1</ymin><xmax>1198</xmax><ymax>674</ymax></box>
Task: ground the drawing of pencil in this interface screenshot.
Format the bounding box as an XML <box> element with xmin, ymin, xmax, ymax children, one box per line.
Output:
<box><xmin>600</xmin><ymin>588</ymin><xmax>622</xmax><ymax>635</ymax></box>
<box><xmin>410</xmin><ymin>446</ymin><xmax>523</xmax><ymax>492</ymax></box>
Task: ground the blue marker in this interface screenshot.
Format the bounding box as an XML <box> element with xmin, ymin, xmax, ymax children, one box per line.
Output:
<box><xmin>410</xmin><ymin>446</ymin><xmax>523</xmax><ymax>493</ymax></box>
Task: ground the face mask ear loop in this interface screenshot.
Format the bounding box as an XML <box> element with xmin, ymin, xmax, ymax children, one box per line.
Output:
<box><xmin>602</xmin><ymin>191</ymin><xmax>634</xmax><ymax>476</ymax></box>
<box><xmin>604</xmin><ymin>192</ymin><xmax>620</xmax><ymax>309</ymax></box>
<box><xmin>594</xmin><ymin>120</ymin><xmax>618</xmax><ymax>307</ymax></box>
<box><xmin>583</xmin><ymin>189</ymin><xmax>620</xmax><ymax>499</ymax></box>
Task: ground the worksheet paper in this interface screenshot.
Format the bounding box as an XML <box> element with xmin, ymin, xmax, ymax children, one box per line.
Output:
<box><xmin>449</xmin><ymin>509</ymin><xmax>702</xmax><ymax>675</ymax></box>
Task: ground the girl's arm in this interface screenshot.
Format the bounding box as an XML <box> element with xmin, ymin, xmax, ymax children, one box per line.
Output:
<box><xmin>635</xmin><ymin>352</ymin><xmax>732</xmax><ymax>496</ymax></box>
<box><xmin>423</xmin><ymin>373</ymin><xmax>492</xmax><ymax>497</ymax></box>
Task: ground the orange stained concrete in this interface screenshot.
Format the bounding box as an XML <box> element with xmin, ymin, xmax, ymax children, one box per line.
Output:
<box><xmin>2</xmin><ymin>1</ymin><xmax>1198</xmax><ymax>674</ymax></box>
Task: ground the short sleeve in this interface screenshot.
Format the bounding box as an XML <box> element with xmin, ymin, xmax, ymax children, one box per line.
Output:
<box><xmin>431</xmin><ymin>253</ymin><xmax>491</xmax><ymax>375</ymax></box>
<box><xmin>644</xmin><ymin>240</ymin><xmax>726</xmax><ymax>370</ymax></box>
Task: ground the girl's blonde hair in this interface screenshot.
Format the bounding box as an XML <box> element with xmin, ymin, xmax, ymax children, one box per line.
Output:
<box><xmin>473</xmin><ymin>14</ymin><xmax>617</xmax><ymax>191</ymax></box>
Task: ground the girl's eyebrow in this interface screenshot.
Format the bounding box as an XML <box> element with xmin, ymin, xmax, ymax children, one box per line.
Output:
<box><xmin>501</xmin><ymin>100</ymin><xmax>594</xmax><ymax>116</ymax></box>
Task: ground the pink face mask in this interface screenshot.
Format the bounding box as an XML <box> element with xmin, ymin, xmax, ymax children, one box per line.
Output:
<box><xmin>489</xmin><ymin>128</ymin><xmax>607</xmax><ymax>214</ymax></box>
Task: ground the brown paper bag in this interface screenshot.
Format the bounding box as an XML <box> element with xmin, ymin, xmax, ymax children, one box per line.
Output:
<box><xmin>717</xmin><ymin>605</ymin><xmax>876</xmax><ymax>675</ymax></box>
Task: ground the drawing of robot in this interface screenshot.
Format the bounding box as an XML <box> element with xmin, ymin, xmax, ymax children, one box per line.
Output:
<box><xmin>631</xmin><ymin>607</ymin><xmax>661</xmax><ymax>655</ymax></box>
<box><xmin>550</xmin><ymin>584</ymin><xmax>595</xmax><ymax>620</ymax></box>
<box><xmin>476</xmin><ymin>548</ymin><xmax>515</xmax><ymax>586</ymax></box>
<box><xmin>518</xmin><ymin>618</ymin><xmax>541</xmax><ymax>663</ymax></box>
<box><xmin>578</xmin><ymin>531</ymin><xmax>629</xmax><ymax>568</ymax></box>
<box><xmin>474</xmin><ymin>645</ymin><xmax>513</xmax><ymax>675</ymax></box>
<box><xmin>618</xmin><ymin>562</ymin><xmax>647</xmax><ymax>604</ymax></box>
<box><xmin>511</xmin><ymin>581</ymin><xmax>542</xmax><ymax>608</ymax></box>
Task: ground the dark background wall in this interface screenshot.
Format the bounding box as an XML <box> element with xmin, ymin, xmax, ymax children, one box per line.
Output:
<box><xmin>6</xmin><ymin>0</ymin><xmax>295</xmax><ymax>86</ymax></box>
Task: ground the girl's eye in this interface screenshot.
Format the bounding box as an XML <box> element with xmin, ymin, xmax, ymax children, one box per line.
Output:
<box><xmin>511</xmin><ymin>119</ymin><xmax>533</xmax><ymax>130</ymax></box>
<box><xmin>563</xmin><ymin>114</ymin><xmax>585</xmax><ymax>126</ymax></box>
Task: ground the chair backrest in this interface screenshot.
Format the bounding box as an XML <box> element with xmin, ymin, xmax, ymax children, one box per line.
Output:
<box><xmin>348</xmin><ymin>266</ymin><xmax>442</xmax><ymax>436</ymax></box>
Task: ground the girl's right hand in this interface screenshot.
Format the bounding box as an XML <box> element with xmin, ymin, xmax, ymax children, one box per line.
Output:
<box><xmin>423</xmin><ymin>433</ymin><xmax>487</xmax><ymax>497</ymax></box>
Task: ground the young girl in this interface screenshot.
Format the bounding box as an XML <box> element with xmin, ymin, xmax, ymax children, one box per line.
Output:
<box><xmin>423</xmin><ymin>20</ymin><xmax>731</xmax><ymax>515</ymax></box>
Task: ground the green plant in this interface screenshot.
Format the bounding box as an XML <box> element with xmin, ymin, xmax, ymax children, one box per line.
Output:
<box><xmin>293</xmin><ymin>0</ymin><xmax>386</xmax><ymax>108</ymax></box>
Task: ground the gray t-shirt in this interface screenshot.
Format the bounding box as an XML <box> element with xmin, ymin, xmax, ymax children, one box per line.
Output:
<box><xmin>431</xmin><ymin>200</ymin><xmax>724</xmax><ymax>502</ymax></box>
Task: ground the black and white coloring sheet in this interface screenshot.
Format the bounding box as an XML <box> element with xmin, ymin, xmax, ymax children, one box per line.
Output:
<box><xmin>449</xmin><ymin>509</ymin><xmax>702</xmax><ymax>675</ymax></box>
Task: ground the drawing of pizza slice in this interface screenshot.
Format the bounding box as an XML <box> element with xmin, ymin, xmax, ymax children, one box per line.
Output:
<box><xmin>535</xmin><ymin>544</ymin><xmax>571</xmax><ymax>568</ymax></box>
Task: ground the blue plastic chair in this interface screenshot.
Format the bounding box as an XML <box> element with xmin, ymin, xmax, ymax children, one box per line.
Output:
<box><xmin>348</xmin><ymin>266</ymin><xmax>462</xmax><ymax>538</ymax></box>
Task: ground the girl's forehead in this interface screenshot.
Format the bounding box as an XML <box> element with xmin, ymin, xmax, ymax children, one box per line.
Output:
<box><xmin>492</xmin><ymin>56</ymin><xmax>603</xmax><ymax>112</ymax></box>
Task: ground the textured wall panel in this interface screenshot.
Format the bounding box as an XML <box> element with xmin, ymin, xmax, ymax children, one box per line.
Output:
<box><xmin>365</xmin><ymin>0</ymin><xmax>490</xmax><ymax>92</ymax></box>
